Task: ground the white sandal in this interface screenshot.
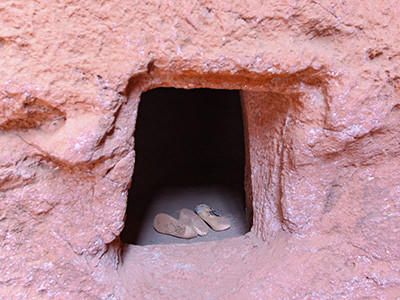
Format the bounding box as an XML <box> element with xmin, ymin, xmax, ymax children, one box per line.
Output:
<box><xmin>179</xmin><ymin>208</ymin><xmax>210</xmax><ymax>236</ymax></box>
<box><xmin>194</xmin><ymin>204</ymin><xmax>231</xmax><ymax>231</ymax></box>
<box><xmin>153</xmin><ymin>213</ymin><xmax>197</xmax><ymax>239</ymax></box>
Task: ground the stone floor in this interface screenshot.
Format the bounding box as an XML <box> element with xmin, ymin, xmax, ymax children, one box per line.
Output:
<box><xmin>122</xmin><ymin>184</ymin><xmax>250</xmax><ymax>245</ymax></box>
<box><xmin>116</xmin><ymin>229</ymin><xmax>398</xmax><ymax>299</ymax></box>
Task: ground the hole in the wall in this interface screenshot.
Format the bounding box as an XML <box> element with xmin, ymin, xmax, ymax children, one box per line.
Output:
<box><xmin>120</xmin><ymin>88</ymin><xmax>251</xmax><ymax>245</ymax></box>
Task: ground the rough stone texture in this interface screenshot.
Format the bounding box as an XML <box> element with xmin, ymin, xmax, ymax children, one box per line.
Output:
<box><xmin>0</xmin><ymin>0</ymin><xmax>399</xmax><ymax>299</ymax></box>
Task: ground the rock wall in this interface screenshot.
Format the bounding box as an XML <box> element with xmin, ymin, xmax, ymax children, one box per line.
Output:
<box><xmin>0</xmin><ymin>0</ymin><xmax>399</xmax><ymax>298</ymax></box>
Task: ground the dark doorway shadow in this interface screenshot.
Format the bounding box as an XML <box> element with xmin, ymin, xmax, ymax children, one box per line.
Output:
<box><xmin>120</xmin><ymin>88</ymin><xmax>250</xmax><ymax>245</ymax></box>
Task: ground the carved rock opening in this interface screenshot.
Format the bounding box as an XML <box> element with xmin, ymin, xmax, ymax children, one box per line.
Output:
<box><xmin>120</xmin><ymin>88</ymin><xmax>251</xmax><ymax>245</ymax></box>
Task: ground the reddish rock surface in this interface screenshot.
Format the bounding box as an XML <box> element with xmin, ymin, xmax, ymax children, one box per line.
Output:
<box><xmin>1</xmin><ymin>0</ymin><xmax>400</xmax><ymax>299</ymax></box>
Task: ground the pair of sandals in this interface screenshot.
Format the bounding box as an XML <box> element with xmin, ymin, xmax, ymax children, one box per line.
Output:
<box><xmin>153</xmin><ymin>204</ymin><xmax>231</xmax><ymax>239</ymax></box>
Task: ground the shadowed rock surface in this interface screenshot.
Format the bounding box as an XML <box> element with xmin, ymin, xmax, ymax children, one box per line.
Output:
<box><xmin>0</xmin><ymin>0</ymin><xmax>399</xmax><ymax>299</ymax></box>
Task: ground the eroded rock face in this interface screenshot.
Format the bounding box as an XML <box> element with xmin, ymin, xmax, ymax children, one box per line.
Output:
<box><xmin>0</xmin><ymin>0</ymin><xmax>399</xmax><ymax>298</ymax></box>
